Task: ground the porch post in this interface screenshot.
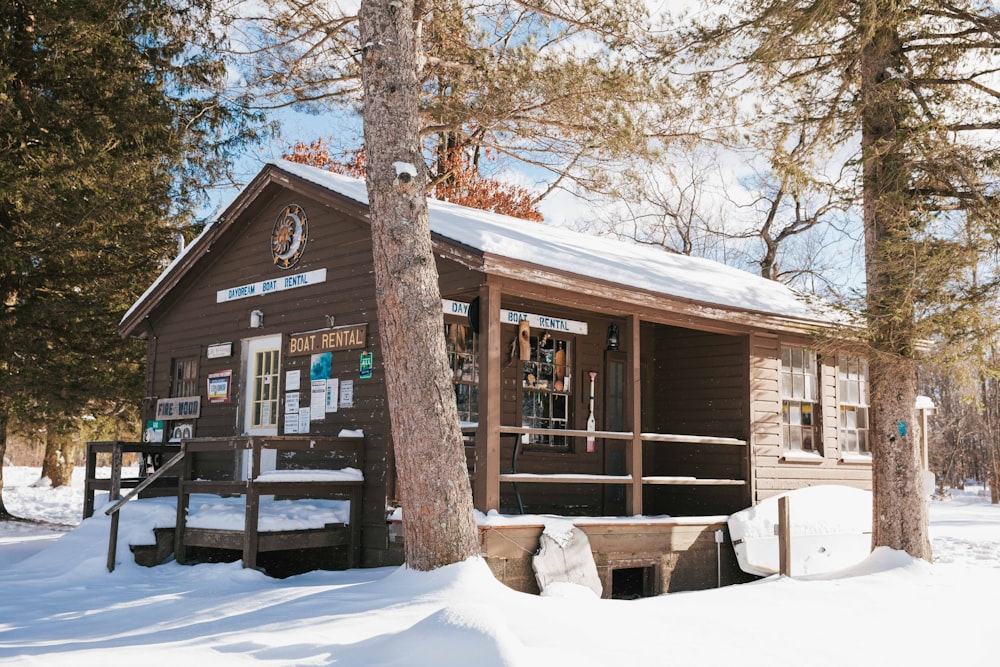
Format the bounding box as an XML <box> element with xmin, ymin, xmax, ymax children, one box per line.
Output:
<box><xmin>475</xmin><ymin>283</ymin><xmax>502</xmax><ymax>511</ymax></box>
<box><xmin>626</xmin><ymin>314</ymin><xmax>643</xmax><ymax>515</ymax></box>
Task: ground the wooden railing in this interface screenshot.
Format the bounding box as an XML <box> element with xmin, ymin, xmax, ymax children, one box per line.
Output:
<box><xmin>174</xmin><ymin>436</ymin><xmax>365</xmax><ymax>571</ymax></box>
<box><xmin>83</xmin><ymin>441</ymin><xmax>181</xmax><ymax>519</ymax></box>
<box><xmin>468</xmin><ymin>426</ymin><xmax>748</xmax><ymax>515</ymax></box>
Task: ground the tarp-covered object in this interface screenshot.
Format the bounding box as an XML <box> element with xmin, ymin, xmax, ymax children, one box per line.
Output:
<box><xmin>532</xmin><ymin>525</ymin><xmax>602</xmax><ymax>597</ymax></box>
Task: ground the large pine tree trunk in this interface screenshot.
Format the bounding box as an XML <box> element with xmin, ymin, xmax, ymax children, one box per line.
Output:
<box><xmin>40</xmin><ymin>428</ymin><xmax>76</xmax><ymax>488</ymax></box>
<box><xmin>358</xmin><ymin>0</ymin><xmax>479</xmax><ymax>571</ymax></box>
<box><xmin>860</xmin><ymin>10</ymin><xmax>931</xmax><ymax>560</ymax></box>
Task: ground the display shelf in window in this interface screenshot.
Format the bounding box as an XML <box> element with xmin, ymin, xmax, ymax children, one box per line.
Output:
<box><xmin>445</xmin><ymin>322</ymin><xmax>479</xmax><ymax>423</ymax></box>
<box><xmin>521</xmin><ymin>334</ymin><xmax>571</xmax><ymax>449</ymax></box>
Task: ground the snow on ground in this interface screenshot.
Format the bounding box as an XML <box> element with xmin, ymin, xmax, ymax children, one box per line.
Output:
<box><xmin>1</xmin><ymin>466</ymin><xmax>998</xmax><ymax>666</ymax></box>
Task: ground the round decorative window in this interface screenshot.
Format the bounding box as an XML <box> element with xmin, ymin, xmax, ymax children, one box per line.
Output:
<box><xmin>270</xmin><ymin>204</ymin><xmax>308</xmax><ymax>269</ymax></box>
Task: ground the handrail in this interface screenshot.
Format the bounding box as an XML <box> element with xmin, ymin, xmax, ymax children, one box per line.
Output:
<box><xmin>495</xmin><ymin>425</ymin><xmax>747</xmax><ymax>446</ymax></box>
<box><xmin>640</xmin><ymin>433</ymin><xmax>747</xmax><ymax>447</ymax></box>
<box><xmin>470</xmin><ymin>426</ymin><xmax>749</xmax><ymax>513</ymax></box>
<box><xmin>105</xmin><ymin>451</ymin><xmax>185</xmax><ymax>573</ymax></box>
<box><xmin>499</xmin><ymin>425</ymin><xmax>635</xmax><ymax>440</ymax></box>
<box><xmin>105</xmin><ymin>451</ymin><xmax>186</xmax><ymax>516</ymax></box>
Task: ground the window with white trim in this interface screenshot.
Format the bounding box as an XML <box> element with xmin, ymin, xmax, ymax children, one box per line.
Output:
<box><xmin>781</xmin><ymin>347</ymin><xmax>819</xmax><ymax>452</ymax></box>
<box><xmin>838</xmin><ymin>355</ymin><xmax>870</xmax><ymax>455</ymax></box>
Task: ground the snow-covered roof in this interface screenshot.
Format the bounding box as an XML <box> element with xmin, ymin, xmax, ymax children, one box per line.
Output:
<box><xmin>122</xmin><ymin>159</ymin><xmax>847</xmax><ymax>332</ymax></box>
<box><xmin>275</xmin><ymin>159</ymin><xmax>844</xmax><ymax>325</ymax></box>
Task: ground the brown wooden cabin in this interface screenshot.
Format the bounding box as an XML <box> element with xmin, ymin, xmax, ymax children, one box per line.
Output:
<box><xmin>119</xmin><ymin>160</ymin><xmax>873</xmax><ymax>595</ymax></box>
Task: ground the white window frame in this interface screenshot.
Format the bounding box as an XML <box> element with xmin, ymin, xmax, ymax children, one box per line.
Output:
<box><xmin>838</xmin><ymin>355</ymin><xmax>870</xmax><ymax>457</ymax></box>
<box><xmin>781</xmin><ymin>347</ymin><xmax>819</xmax><ymax>453</ymax></box>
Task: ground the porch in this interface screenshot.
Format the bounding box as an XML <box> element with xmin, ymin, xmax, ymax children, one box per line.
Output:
<box><xmin>461</xmin><ymin>290</ymin><xmax>754</xmax><ymax>519</ymax></box>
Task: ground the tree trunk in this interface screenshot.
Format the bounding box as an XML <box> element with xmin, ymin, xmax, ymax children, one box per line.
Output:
<box><xmin>990</xmin><ymin>449</ymin><xmax>999</xmax><ymax>504</ymax></box>
<box><xmin>860</xmin><ymin>9</ymin><xmax>931</xmax><ymax>560</ymax></box>
<box><xmin>0</xmin><ymin>412</ymin><xmax>12</xmax><ymax>519</ymax></box>
<box><xmin>40</xmin><ymin>428</ymin><xmax>76</xmax><ymax>488</ymax></box>
<box><xmin>358</xmin><ymin>0</ymin><xmax>480</xmax><ymax>571</ymax></box>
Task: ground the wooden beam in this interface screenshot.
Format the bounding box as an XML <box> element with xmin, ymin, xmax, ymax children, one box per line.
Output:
<box><xmin>476</xmin><ymin>282</ymin><xmax>502</xmax><ymax>511</ymax></box>
<box><xmin>778</xmin><ymin>495</ymin><xmax>791</xmax><ymax>577</ymax></box>
<box><xmin>626</xmin><ymin>314</ymin><xmax>643</xmax><ymax>515</ymax></box>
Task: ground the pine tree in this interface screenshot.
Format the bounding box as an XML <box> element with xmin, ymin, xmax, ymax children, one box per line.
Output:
<box><xmin>684</xmin><ymin>0</ymin><xmax>1000</xmax><ymax>559</ymax></box>
<box><xmin>358</xmin><ymin>0</ymin><xmax>480</xmax><ymax>570</ymax></box>
<box><xmin>0</xmin><ymin>0</ymin><xmax>264</xmax><ymax>495</ymax></box>
<box><xmin>225</xmin><ymin>0</ymin><xmax>667</xmax><ymax>196</ymax></box>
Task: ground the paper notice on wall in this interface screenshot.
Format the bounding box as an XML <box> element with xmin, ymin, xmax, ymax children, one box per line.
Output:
<box><xmin>339</xmin><ymin>380</ymin><xmax>354</xmax><ymax>409</ymax></box>
<box><xmin>298</xmin><ymin>407</ymin><xmax>310</xmax><ymax>433</ymax></box>
<box><xmin>326</xmin><ymin>379</ymin><xmax>339</xmax><ymax>413</ymax></box>
<box><xmin>285</xmin><ymin>392</ymin><xmax>300</xmax><ymax>413</ymax></box>
<box><xmin>310</xmin><ymin>380</ymin><xmax>326</xmax><ymax>420</ymax></box>
<box><xmin>286</xmin><ymin>370</ymin><xmax>301</xmax><ymax>391</ymax></box>
<box><xmin>284</xmin><ymin>410</ymin><xmax>299</xmax><ymax>434</ymax></box>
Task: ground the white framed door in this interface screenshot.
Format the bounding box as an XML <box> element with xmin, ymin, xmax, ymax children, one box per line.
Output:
<box><xmin>243</xmin><ymin>335</ymin><xmax>282</xmax><ymax>436</ymax></box>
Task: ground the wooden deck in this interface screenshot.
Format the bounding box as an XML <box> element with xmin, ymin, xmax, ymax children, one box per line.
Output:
<box><xmin>90</xmin><ymin>437</ymin><xmax>365</xmax><ymax>575</ymax></box>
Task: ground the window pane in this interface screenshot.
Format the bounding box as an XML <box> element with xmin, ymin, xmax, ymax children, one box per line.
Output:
<box><xmin>789</xmin><ymin>427</ymin><xmax>802</xmax><ymax>450</ymax></box>
<box><xmin>552</xmin><ymin>394</ymin><xmax>567</xmax><ymax>420</ymax></box>
<box><xmin>845</xmin><ymin>431</ymin><xmax>857</xmax><ymax>452</ymax></box>
<box><xmin>793</xmin><ymin>374</ymin><xmax>804</xmax><ymax>399</ymax></box>
<box><xmin>251</xmin><ymin>349</ymin><xmax>279</xmax><ymax>428</ymax></box>
<box><xmin>445</xmin><ymin>322</ymin><xmax>480</xmax><ymax>422</ymax></box>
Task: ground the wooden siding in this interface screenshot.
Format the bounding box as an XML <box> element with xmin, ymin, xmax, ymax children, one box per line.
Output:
<box><xmin>144</xmin><ymin>187</ymin><xmax>394</xmax><ymax>565</ymax></box>
<box><xmin>748</xmin><ymin>333</ymin><xmax>872</xmax><ymax>503</ymax></box>
<box><xmin>646</xmin><ymin>325</ymin><xmax>748</xmax><ymax>438</ymax></box>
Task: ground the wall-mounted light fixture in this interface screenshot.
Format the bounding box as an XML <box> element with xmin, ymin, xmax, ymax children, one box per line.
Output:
<box><xmin>606</xmin><ymin>323</ymin><xmax>620</xmax><ymax>351</ymax></box>
<box><xmin>325</xmin><ymin>314</ymin><xmax>336</xmax><ymax>328</ymax></box>
<box><xmin>250</xmin><ymin>309</ymin><xmax>264</xmax><ymax>329</ymax></box>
